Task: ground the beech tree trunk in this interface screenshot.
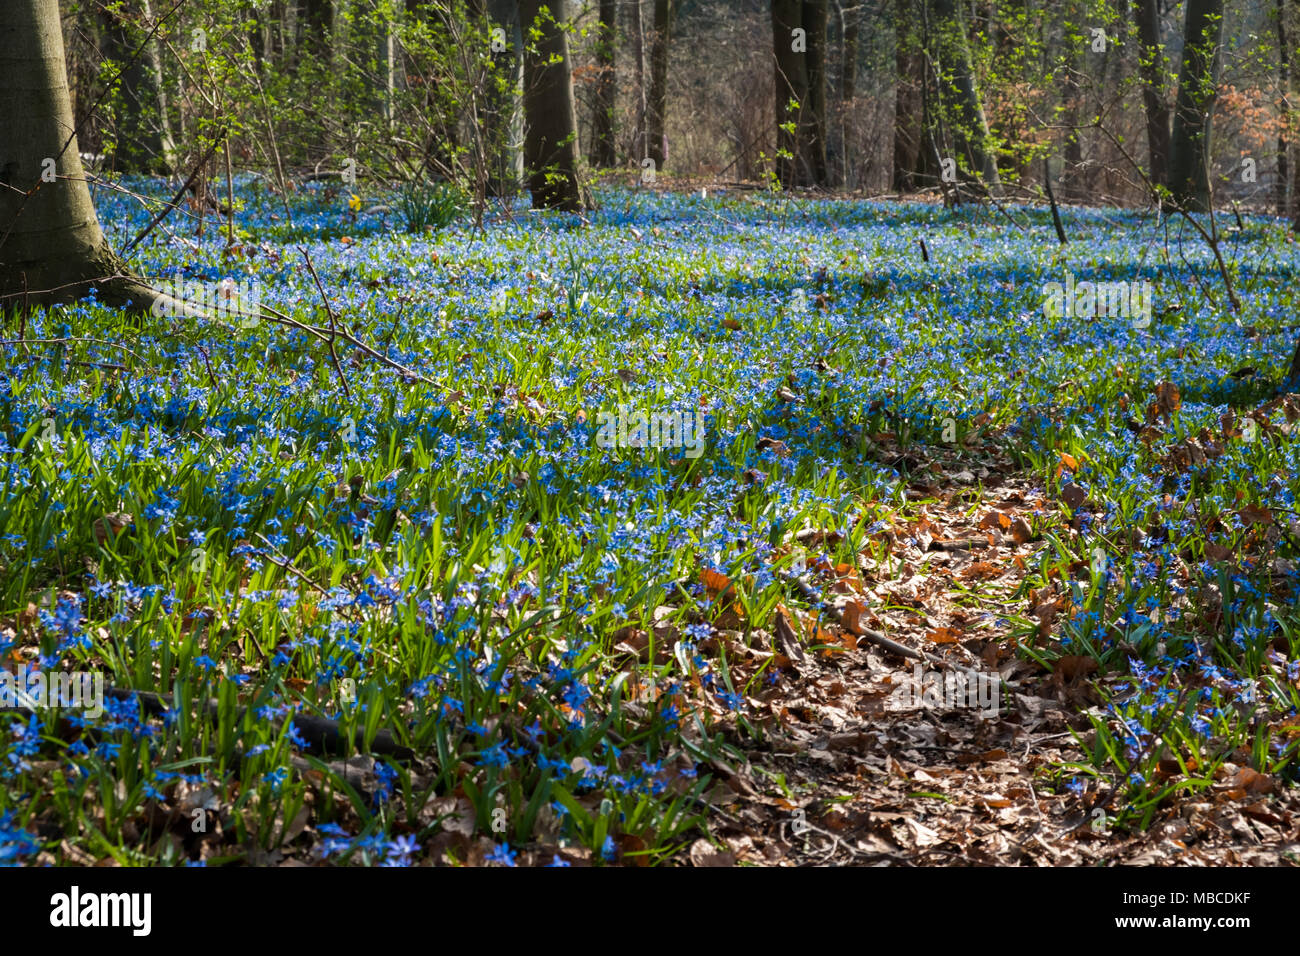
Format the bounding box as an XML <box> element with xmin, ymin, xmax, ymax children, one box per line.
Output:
<box><xmin>0</xmin><ymin>0</ymin><xmax>152</xmax><ymax>309</ymax></box>
<box><xmin>926</xmin><ymin>0</ymin><xmax>999</xmax><ymax>191</ymax></box>
<box><xmin>1166</xmin><ymin>0</ymin><xmax>1223</xmax><ymax>212</ymax></box>
<box><xmin>590</xmin><ymin>0</ymin><xmax>617</xmax><ymax>168</ymax></box>
<box><xmin>1134</xmin><ymin>0</ymin><xmax>1171</xmax><ymax>189</ymax></box>
<box><xmin>518</xmin><ymin>0</ymin><xmax>584</xmax><ymax>210</ymax></box>
<box><xmin>646</xmin><ymin>0</ymin><xmax>672</xmax><ymax>168</ymax></box>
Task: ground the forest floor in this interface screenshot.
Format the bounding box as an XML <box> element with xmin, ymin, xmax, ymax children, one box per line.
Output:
<box><xmin>697</xmin><ymin>438</ymin><xmax>1300</xmax><ymax>867</ymax></box>
<box><xmin>5</xmin><ymin>181</ymin><xmax>1300</xmax><ymax>866</ymax></box>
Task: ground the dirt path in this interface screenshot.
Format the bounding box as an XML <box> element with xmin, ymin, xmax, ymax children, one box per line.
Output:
<box><xmin>685</xmin><ymin>447</ymin><xmax>1300</xmax><ymax>866</ymax></box>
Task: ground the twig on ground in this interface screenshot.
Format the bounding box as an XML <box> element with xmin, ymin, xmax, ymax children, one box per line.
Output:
<box><xmin>298</xmin><ymin>246</ymin><xmax>352</xmax><ymax>401</ymax></box>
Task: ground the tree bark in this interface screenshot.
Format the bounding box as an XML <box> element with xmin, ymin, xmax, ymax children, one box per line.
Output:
<box><xmin>630</xmin><ymin>0</ymin><xmax>647</xmax><ymax>158</ymax></box>
<box><xmin>590</xmin><ymin>0</ymin><xmax>618</xmax><ymax>167</ymax></box>
<box><xmin>926</xmin><ymin>0</ymin><xmax>999</xmax><ymax>191</ymax></box>
<box><xmin>803</xmin><ymin>0</ymin><xmax>829</xmax><ymax>186</ymax></box>
<box><xmin>840</xmin><ymin>0</ymin><xmax>858</xmax><ymax>109</ymax></box>
<box><xmin>839</xmin><ymin>0</ymin><xmax>859</xmax><ymax>186</ymax></box>
<box><xmin>893</xmin><ymin>0</ymin><xmax>923</xmax><ymax>191</ymax></box>
<box><xmin>0</xmin><ymin>0</ymin><xmax>153</xmax><ymax>310</ymax></box>
<box><xmin>101</xmin><ymin>0</ymin><xmax>177</xmax><ymax>174</ymax></box>
<box><xmin>1278</xmin><ymin>0</ymin><xmax>1290</xmax><ymax>217</ymax></box>
<box><xmin>518</xmin><ymin>0</ymin><xmax>584</xmax><ymax>210</ymax></box>
<box><xmin>646</xmin><ymin>0</ymin><xmax>672</xmax><ymax>168</ymax></box>
<box><xmin>1166</xmin><ymin>0</ymin><xmax>1223</xmax><ymax>212</ymax></box>
<box><xmin>772</xmin><ymin>0</ymin><xmax>810</xmax><ymax>187</ymax></box>
<box><xmin>484</xmin><ymin>0</ymin><xmax>525</xmax><ymax>195</ymax></box>
<box><xmin>1134</xmin><ymin>0</ymin><xmax>1170</xmax><ymax>189</ymax></box>
<box><xmin>1293</xmin><ymin>0</ymin><xmax>1300</xmax><ymax>229</ymax></box>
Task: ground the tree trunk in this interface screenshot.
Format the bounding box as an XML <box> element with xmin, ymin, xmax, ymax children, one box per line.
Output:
<box><xmin>926</xmin><ymin>0</ymin><xmax>999</xmax><ymax>191</ymax></box>
<box><xmin>630</xmin><ymin>0</ymin><xmax>647</xmax><ymax>159</ymax></box>
<box><xmin>518</xmin><ymin>0</ymin><xmax>584</xmax><ymax>210</ymax></box>
<box><xmin>1134</xmin><ymin>0</ymin><xmax>1170</xmax><ymax>190</ymax></box>
<box><xmin>484</xmin><ymin>0</ymin><xmax>525</xmax><ymax>195</ymax></box>
<box><xmin>590</xmin><ymin>0</ymin><xmax>617</xmax><ymax>168</ymax></box>
<box><xmin>0</xmin><ymin>0</ymin><xmax>152</xmax><ymax>310</ymax></box>
<box><xmin>893</xmin><ymin>0</ymin><xmax>923</xmax><ymax>191</ymax></box>
<box><xmin>1278</xmin><ymin>0</ymin><xmax>1290</xmax><ymax>217</ymax></box>
<box><xmin>646</xmin><ymin>0</ymin><xmax>672</xmax><ymax>168</ymax></box>
<box><xmin>101</xmin><ymin>1</ymin><xmax>177</xmax><ymax>174</ymax></box>
<box><xmin>803</xmin><ymin>0</ymin><xmax>829</xmax><ymax>186</ymax></box>
<box><xmin>1059</xmin><ymin>8</ymin><xmax>1084</xmax><ymax>203</ymax></box>
<box><xmin>772</xmin><ymin>0</ymin><xmax>810</xmax><ymax>187</ymax></box>
<box><xmin>299</xmin><ymin>0</ymin><xmax>332</xmax><ymax>62</ymax></box>
<box><xmin>1166</xmin><ymin>0</ymin><xmax>1223</xmax><ymax>212</ymax></box>
<box><xmin>1293</xmin><ymin>0</ymin><xmax>1300</xmax><ymax>229</ymax></box>
<box><xmin>839</xmin><ymin>0</ymin><xmax>859</xmax><ymax>187</ymax></box>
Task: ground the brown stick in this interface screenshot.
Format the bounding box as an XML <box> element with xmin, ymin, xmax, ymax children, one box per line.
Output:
<box><xmin>123</xmin><ymin>130</ymin><xmax>227</xmax><ymax>255</ymax></box>
<box><xmin>298</xmin><ymin>247</ymin><xmax>352</xmax><ymax>401</ymax></box>
<box><xmin>778</xmin><ymin>569</ymin><xmax>952</xmax><ymax>668</ymax></box>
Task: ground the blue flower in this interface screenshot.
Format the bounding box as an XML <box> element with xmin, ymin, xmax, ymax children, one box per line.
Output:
<box><xmin>486</xmin><ymin>842</ymin><xmax>517</xmax><ymax>867</ymax></box>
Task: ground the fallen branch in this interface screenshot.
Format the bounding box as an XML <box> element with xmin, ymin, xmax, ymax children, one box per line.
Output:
<box><xmin>122</xmin><ymin>130</ymin><xmax>227</xmax><ymax>255</ymax></box>
<box><xmin>298</xmin><ymin>246</ymin><xmax>352</xmax><ymax>401</ymax></box>
<box><xmin>1043</xmin><ymin>159</ymin><xmax>1068</xmax><ymax>245</ymax></box>
<box><xmin>777</xmin><ymin>569</ymin><xmax>951</xmax><ymax>668</ymax></box>
<box><xmin>104</xmin><ymin>687</ymin><xmax>415</xmax><ymax>760</ymax></box>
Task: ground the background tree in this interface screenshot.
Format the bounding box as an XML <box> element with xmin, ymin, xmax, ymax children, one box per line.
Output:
<box><xmin>771</xmin><ymin>0</ymin><xmax>828</xmax><ymax>187</ymax></box>
<box><xmin>519</xmin><ymin>0</ymin><xmax>584</xmax><ymax>210</ymax></box>
<box><xmin>893</xmin><ymin>0</ymin><xmax>927</xmax><ymax>191</ymax></box>
<box><xmin>1167</xmin><ymin>0</ymin><xmax>1224</xmax><ymax>211</ymax></box>
<box><xmin>1135</xmin><ymin>0</ymin><xmax>1171</xmax><ymax>189</ymax></box>
<box><xmin>803</xmin><ymin>0</ymin><xmax>828</xmax><ymax>185</ymax></box>
<box><xmin>101</xmin><ymin>0</ymin><xmax>177</xmax><ymax>174</ymax></box>
<box><xmin>630</xmin><ymin>0</ymin><xmax>647</xmax><ymax>158</ymax></box>
<box><xmin>646</xmin><ymin>0</ymin><xmax>673</xmax><ymax>169</ymax></box>
<box><xmin>480</xmin><ymin>0</ymin><xmax>526</xmax><ymax>194</ymax></box>
<box><xmin>925</xmin><ymin>0</ymin><xmax>999</xmax><ymax>191</ymax></box>
<box><xmin>1276</xmin><ymin>0</ymin><xmax>1290</xmax><ymax>216</ymax></box>
<box><xmin>0</xmin><ymin>0</ymin><xmax>153</xmax><ymax>309</ymax></box>
<box><xmin>299</xmin><ymin>0</ymin><xmax>334</xmax><ymax>62</ymax></box>
<box><xmin>837</xmin><ymin>0</ymin><xmax>860</xmax><ymax>186</ymax></box>
<box><xmin>589</xmin><ymin>0</ymin><xmax>618</xmax><ymax>167</ymax></box>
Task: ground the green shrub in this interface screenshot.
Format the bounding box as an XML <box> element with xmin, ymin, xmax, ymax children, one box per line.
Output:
<box><xmin>394</xmin><ymin>180</ymin><xmax>465</xmax><ymax>233</ymax></box>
